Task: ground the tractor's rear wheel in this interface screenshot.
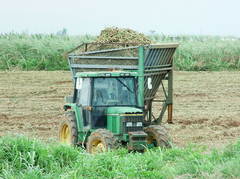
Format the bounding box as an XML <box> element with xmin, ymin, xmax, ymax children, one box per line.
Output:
<box><xmin>87</xmin><ymin>129</ymin><xmax>117</xmax><ymax>154</ymax></box>
<box><xmin>59</xmin><ymin>112</ymin><xmax>78</xmax><ymax>146</ymax></box>
<box><xmin>144</xmin><ymin>125</ymin><xmax>172</xmax><ymax>148</ymax></box>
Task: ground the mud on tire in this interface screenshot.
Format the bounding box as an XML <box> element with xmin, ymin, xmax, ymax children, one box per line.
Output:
<box><xmin>59</xmin><ymin>111</ymin><xmax>78</xmax><ymax>145</ymax></box>
<box><xmin>87</xmin><ymin>129</ymin><xmax>117</xmax><ymax>154</ymax></box>
<box><xmin>144</xmin><ymin>125</ymin><xmax>172</xmax><ymax>148</ymax></box>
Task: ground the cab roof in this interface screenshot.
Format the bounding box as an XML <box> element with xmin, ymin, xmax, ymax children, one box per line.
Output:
<box><xmin>75</xmin><ymin>71</ymin><xmax>138</xmax><ymax>78</ymax></box>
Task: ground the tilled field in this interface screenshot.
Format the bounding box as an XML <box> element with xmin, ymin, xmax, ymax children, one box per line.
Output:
<box><xmin>0</xmin><ymin>71</ymin><xmax>239</xmax><ymax>149</ymax></box>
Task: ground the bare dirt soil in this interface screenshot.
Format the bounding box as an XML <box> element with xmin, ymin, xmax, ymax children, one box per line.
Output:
<box><xmin>0</xmin><ymin>71</ymin><xmax>239</xmax><ymax>149</ymax></box>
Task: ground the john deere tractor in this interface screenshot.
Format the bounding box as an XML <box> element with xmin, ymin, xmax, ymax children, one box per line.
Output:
<box><xmin>59</xmin><ymin>43</ymin><xmax>178</xmax><ymax>153</ymax></box>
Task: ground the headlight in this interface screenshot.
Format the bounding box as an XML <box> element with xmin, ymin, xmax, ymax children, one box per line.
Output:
<box><xmin>136</xmin><ymin>122</ymin><xmax>143</xmax><ymax>127</ymax></box>
<box><xmin>126</xmin><ymin>122</ymin><xmax>133</xmax><ymax>127</ymax></box>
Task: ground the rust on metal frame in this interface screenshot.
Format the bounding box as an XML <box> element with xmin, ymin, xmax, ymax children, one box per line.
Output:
<box><xmin>167</xmin><ymin>104</ymin><xmax>173</xmax><ymax>124</ymax></box>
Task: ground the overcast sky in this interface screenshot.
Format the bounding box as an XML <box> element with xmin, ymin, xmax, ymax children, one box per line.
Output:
<box><xmin>0</xmin><ymin>0</ymin><xmax>239</xmax><ymax>36</ymax></box>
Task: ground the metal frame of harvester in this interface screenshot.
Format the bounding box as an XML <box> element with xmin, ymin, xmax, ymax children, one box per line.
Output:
<box><xmin>59</xmin><ymin>42</ymin><xmax>179</xmax><ymax>153</ymax></box>
<box><xmin>67</xmin><ymin>43</ymin><xmax>178</xmax><ymax>124</ymax></box>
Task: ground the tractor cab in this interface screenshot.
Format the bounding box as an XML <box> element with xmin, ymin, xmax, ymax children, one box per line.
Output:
<box><xmin>73</xmin><ymin>71</ymin><xmax>142</xmax><ymax>129</ymax></box>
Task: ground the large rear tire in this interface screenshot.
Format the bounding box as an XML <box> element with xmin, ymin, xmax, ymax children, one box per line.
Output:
<box><xmin>87</xmin><ymin>129</ymin><xmax>117</xmax><ymax>154</ymax></box>
<box><xmin>144</xmin><ymin>125</ymin><xmax>172</xmax><ymax>148</ymax></box>
<box><xmin>59</xmin><ymin>111</ymin><xmax>78</xmax><ymax>145</ymax></box>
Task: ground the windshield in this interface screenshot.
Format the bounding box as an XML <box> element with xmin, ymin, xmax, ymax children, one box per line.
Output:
<box><xmin>92</xmin><ymin>77</ymin><xmax>137</xmax><ymax>106</ymax></box>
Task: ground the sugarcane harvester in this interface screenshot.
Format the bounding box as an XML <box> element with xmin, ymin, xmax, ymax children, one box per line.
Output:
<box><xmin>59</xmin><ymin>43</ymin><xmax>179</xmax><ymax>153</ymax></box>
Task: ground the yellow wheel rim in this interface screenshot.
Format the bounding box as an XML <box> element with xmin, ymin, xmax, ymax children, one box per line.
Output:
<box><xmin>60</xmin><ymin>124</ymin><xmax>71</xmax><ymax>145</ymax></box>
<box><xmin>91</xmin><ymin>140</ymin><xmax>106</xmax><ymax>154</ymax></box>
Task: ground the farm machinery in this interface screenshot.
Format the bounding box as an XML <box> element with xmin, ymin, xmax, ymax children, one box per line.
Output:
<box><xmin>59</xmin><ymin>43</ymin><xmax>179</xmax><ymax>153</ymax></box>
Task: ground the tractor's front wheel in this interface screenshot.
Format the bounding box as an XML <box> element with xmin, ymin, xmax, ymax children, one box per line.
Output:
<box><xmin>59</xmin><ymin>112</ymin><xmax>78</xmax><ymax>145</ymax></box>
<box><xmin>144</xmin><ymin>125</ymin><xmax>172</xmax><ymax>148</ymax></box>
<box><xmin>87</xmin><ymin>129</ymin><xmax>117</xmax><ymax>154</ymax></box>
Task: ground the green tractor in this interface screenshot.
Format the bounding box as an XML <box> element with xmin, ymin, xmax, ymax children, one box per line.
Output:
<box><xmin>59</xmin><ymin>43</ymin><xmax>179</xmax><ymax>153</ymax></box>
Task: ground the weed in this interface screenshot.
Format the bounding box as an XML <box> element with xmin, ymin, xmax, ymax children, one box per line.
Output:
<box><xmin>0</xmin><ymin>136</ymin><xmax>239</xmax><ymax>178</ymax></box>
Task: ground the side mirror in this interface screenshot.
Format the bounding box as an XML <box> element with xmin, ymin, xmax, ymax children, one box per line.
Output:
<box><xmin>76</xmin><ymin>78</ymin><xmax>83</xmax><ymax>90</ymax></box>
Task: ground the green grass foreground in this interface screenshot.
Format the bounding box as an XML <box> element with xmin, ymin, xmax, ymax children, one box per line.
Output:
<box><xmin>0</xmin><ymin>33</ymin><xmax>240</xmax><ymax>71</ymax></box>
<box><xmin>0</xmin><ymin>136</ymin><xmax>239</xmax><ymax>178</ymax></box>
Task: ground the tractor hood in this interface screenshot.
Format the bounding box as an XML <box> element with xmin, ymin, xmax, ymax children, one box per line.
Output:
<box><xmin>107</xmin><ymin>107</ymin><xmax>142</xmax><ymax>115</ymax></box>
